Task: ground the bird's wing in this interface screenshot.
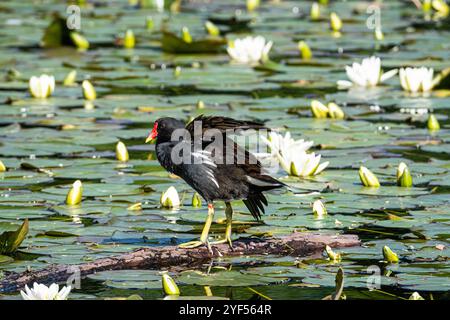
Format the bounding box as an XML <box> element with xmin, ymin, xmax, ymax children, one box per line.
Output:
<box><xmin>158</xmin><ymin>140</ymin><xmax>221</xmax><ymax>192</ymax></box>
<box><xmin>185</xmin><ymin>115</ymin><xmax>268</xmax><ymax>137</ymax></box>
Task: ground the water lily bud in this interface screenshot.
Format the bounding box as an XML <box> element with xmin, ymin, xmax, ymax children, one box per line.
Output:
<box><xmin>70</xmin><ymin>32</ymin><xmax>89</xmax><ymax>51</ymax></box>
<box><xmin>84</xmin><ymin>101</ymin><xmax>95</xmax><ymax>110</ymax></box>
<box><xmin>330</xmin><ymin>12</ymin><xmax>342</xmax><ymax>32</ymax></box>
<box><xmin>374</xmin><ymin>28</ymin><xmax>384</xmax><ymax>40</ymax></box>
<box><xmin>66</xmin><ymin>180</ymin><xmax>83</xmax><ymax>205</ymax></box>
<box><xmin>427</xmin><ymin>114</ymin><xmax>440</xmax><ymax>131</ymax></box>
<box><xmin>409</xmin><ymin>292</ymin><xmax>425</xmax><ymax>300</ymax></box>
<box><xmin>127</xmin><ymin>202</ymin><xmax>142</xmax><ymax>211</ymax></box>
<box><xmin>82</xmin><ymin>80</ymin><xmax>96</xmax><ymax>100</ymax></box>
<box><xmin>247</xmin><ymin>0</ymin><xmax>260</xmax><ymax>12</ymax></box>
<box><xmin>29</xmin><ymin>74</ymin><xmax>55</xmax><ymax>99</ymax></box>
<box><xmin>0</xmin><ymin>160</ymin><xmax>6</xmax><ymax>172</ymax></box>
<box><xmin>325</xmin><ymin>245</ymin><xmax>341</xmax><ymax>262</ymax></box>
<box><xmin>192</xmin><ymin>192</ymin><xmax>202</xmax><ymax>207</ymax></box>
<box><xmin>162</xmin><ymin>272</ymin><xmax>180</xmax><ymax>295</ymax></box>
<box><xmin>196</xmin><ymin>100</ymin><xmax>205</xmax><ymax>109</ymax></box>
<box><xmin>359</xmin><ymin>166</ymin><xmax>380</xmax><ymax>188</ymax></box>
<box><xmin>63</xmin><ymin>70</ymin><xmax>77</xmax><ymax>86</ymax></box>
<box><xmin>205</xmin><ymin>21</ymin><xmax>220</xmax><ymax>36</ymax></box>
<box><xmin>310</xmin><ymin>3</ymin><xmax>320</xmax><ymax>20</ymax></box>
<box><xmin>313</xmin><ymin>200</ymin><xmax>327</xmax><ymax>218</ymax></box>
<box><xmin>327</xmin><ymin>102</ymin><xmax>345</xmax><ymax>119</ymax></box>
<box><xmin>423</xmin><ymin>0</ymin><xmax>432</xmax><ymax>12</ymax></box>
<box><xmin>116</xmin><ymin>141</ymin><xmax>129</xmax><ymax>162</ymax></box>
<box><xmin>174</xmin><ymin>66</ymin><xmax>181</xmax><ymax>77</ymax></box>
<box><xmin>382</xmin><ymin>245</ymin><xmax>399</xmax><ymax>263</ymax></box>
<box><xmin>432</xmin><ymin>0</ymin><xmax>449</xmax><ymax>15</ymax></box>
<box><xmin>298</xmin><ymin>41</ymin><xmax>312</xmax><ymax>60</ymax></box>
<box><xmin>397</xmin><ymin>162</ymin><xmax>413</xmax><ymax>187</ymax></box>
<box><xmin>123</xmin><ymin>29</ymin><xmax>135</xmax><ymax>49</ymax></box>
<box><xmin>146</xmin><ymin>16</ymin><xmax>154</xmax><ymax>30</ymax></box>
<box><xmin>181</xmin><ymin>27</ymin><xmax>192</xmax><ymax>43</ymax></box>
<box><xmin>170</xmin><ymin>0</ymin><xmax>180</xmax><ymax>12</ymax></box>
<box><xmin>311</xmin><ymin>100</ymin><xmax>329</xmax><ymax>118</ymax></box>
<box><xmin>204</xmin><ymin>286</ymin><xmax>213</xmax><ymax>297</ymax></box>
<box><xmin>62</xmin><ymin>124</ymin><xmax>77</xmax><ymax>130</ymax></box>
<box><xmin>160</xmin><ymin>186</ymin><xmax>180</xmax><ymax>208</ymax></box>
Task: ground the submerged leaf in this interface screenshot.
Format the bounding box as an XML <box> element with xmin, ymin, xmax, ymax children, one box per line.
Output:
<box><xmin>161</xmin><ymin>31</ymin><xmax>226</xmax><ymax>53</ymax></box>
<box><xmin>40</xmin><ymin>14</ymin><xmax>72</xmax><ymax>47</ymax></box>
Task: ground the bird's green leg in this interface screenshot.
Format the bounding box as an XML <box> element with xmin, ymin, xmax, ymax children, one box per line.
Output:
<box><xmin>179</xmin><ymin>203</ymin><xmax>214</xmax><ymax>248</ymax></box>
<box><xmin>210</xmin><ymin>202</ymin><xmax>233</xmax><ymax>249</ymax></box>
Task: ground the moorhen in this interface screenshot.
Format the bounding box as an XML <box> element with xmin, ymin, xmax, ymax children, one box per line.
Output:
<box><xmin>145</xmin><ymin>115</ymin><xmax>285</xmax><ymax>248</ymax></box>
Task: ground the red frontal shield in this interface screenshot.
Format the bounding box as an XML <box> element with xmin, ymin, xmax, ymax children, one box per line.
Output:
<box><xmin>145</xmin><ymin>122</ymin><xmax>158</xmax><ymax>143</ymax></box>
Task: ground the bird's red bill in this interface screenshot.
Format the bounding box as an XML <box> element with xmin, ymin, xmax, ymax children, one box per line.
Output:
<box><xmin>145</xmin><ymin>122</ymin><xmax>158</xmax><ymax>143</ymax></box>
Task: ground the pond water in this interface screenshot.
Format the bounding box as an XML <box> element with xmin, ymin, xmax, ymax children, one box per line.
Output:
<box><xmin>0</xmin><ymin>0</ymin><xmax>449</xmax><ymax>300</ymax></box>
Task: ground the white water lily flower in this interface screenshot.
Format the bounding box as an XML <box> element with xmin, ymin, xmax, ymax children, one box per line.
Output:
<box><xmin>409</xmin><ymin>292</ymin><xmax>425</xmax><ymax>300</ymax></box>
<box><xmin>289</xmin><ymin>151</ymin><xmax>329</xmax><ymax>177</ymax></box>
<box><xmin>155</xmin><ymin>0</ymin><xmax>164</xmax><ymax>12</ymax></box>
<box><xmin>227</xmin><ymin>36</ymin><xmax>272</xmax><ymax>64</ymax></box>
<box><xmin>261</xmin><ymin>131</ymin><xmax>313</xmax><ymax>157</ymax></box>
<box><xmin>160</xmin><ymin>186</ymin><xmax>180</xmax><ymax>208</ymax></box>
<box><xmin>337</xmin><ymin>56</ymin><xmax>398</xmax><ymax>88</ymax></box>
<box><xmin>21</xmin><ymin>283</ymin><xmax>71</xmax><ymax>300</ymax></box>
<box><xmin>399</xmin><ymin>67</ymin><xmax>434</xmax><ymax>93</ymax></box>
<box><xmin>261</xmin><ymin>131</ymin><xmax>328</xmax><ymax>177</ymax></box>
<box><xmin>29</xmin><ymin>74</ymin><xmax>55</xmax><ymax>98</ymax></box>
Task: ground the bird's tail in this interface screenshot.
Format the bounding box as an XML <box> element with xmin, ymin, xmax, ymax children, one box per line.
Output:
<box><xmin>244</xmin><ymin>174</ymin><xmax>285</xmax><ymax>220</ymax></box>
<box><xmin>243</xmin><ymin>193</ymin><xmax>268</xmax><ymax>221</ymax></box>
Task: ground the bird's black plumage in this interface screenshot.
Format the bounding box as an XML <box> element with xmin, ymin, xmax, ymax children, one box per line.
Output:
<box><xmin>152</xmin><ymin>115</ymin><xmax>285</xmax><ymax>220</ymax></box>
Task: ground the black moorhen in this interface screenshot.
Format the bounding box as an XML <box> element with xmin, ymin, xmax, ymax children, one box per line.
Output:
<box><xmin>145</xmin><ymin>115</ymin><xmax>285</xmax><ymax>248</ymax></box>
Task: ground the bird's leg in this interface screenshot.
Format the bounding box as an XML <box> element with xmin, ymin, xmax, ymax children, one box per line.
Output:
<box><xmin>179</xmin><ymin>203</ymin><xmax>214</xmax><ymax>249</ymax></box>
<box><xmin>225</xmin><ymin>202</ymin><xmax>233</xmax><ymax>248</ymax></box>
<box><xmin>209</xmin><ymin>202</ymin><xmax>233</xmax><ymax>249</ymax></box>
<box><xmin>200</xmin><ymin>203</ymin><xmax>214</xmax><ymax>243</ymax></box>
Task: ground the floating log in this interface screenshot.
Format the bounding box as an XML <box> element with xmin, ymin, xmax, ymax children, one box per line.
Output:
<box><xmin>0</xmin><ymin>232</ymin><xmax>360</xmax><ymax>293</ymax></box>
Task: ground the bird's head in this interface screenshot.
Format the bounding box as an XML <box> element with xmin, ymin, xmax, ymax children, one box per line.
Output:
<box><xmin>145</xmin><ymin>117</ymin><xmax>185</xmax><ymax>143</ymax></box>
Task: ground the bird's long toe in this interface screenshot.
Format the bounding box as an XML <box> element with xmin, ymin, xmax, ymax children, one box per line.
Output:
<box><xmin>178</xmin><ymin>240</ymin><xmax>205</xmax><ymax>248</ymax></box>
<box><xmin>209</xmin><ymin>237</ymin><xmax>233</xmax><ymax>250</ymax></box>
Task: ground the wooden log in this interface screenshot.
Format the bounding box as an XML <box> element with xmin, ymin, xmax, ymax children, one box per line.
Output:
<box><xmin>0</xmin><ymin>232</ymin><xmax>360</xmax><ymax>293</ymax></box>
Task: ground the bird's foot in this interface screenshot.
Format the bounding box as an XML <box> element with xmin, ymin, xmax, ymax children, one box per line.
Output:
<box><xmin>178</xmin><ymin>240</ymin><xmax>205</xmax><ymax>249</ymax></box>
<box><xmin>209</xmin><ymin>237</ymin><xmax>233</xmax><ymax>250</ymax></box>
